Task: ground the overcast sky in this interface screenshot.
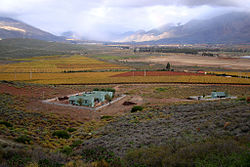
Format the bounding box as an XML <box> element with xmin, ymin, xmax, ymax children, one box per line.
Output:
<box><xmin>0</xmin><ymin>0</ymin><xmax>249</xmax><ymax>40</ymax></box>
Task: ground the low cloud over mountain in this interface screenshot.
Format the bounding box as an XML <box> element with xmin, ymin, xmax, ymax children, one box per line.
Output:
<box><xmin>121</xmin><ymin>12</ymin><xmax>250</xmax><ymax>44</ymax></box>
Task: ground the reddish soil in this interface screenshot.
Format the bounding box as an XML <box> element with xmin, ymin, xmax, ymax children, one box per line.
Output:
<box><xmin>0</xmin><ymin>84</ymin><xmax>78</xmax><ymax>99</ymax></box>
<box><xmin>0</xmin><ymin>83</ymin><xmax>136</xmax><ymax>122</ymax></box>
<box><xmin>111</xmin><ymin>71</ymin><xmax>206</xmax><ymax>77</ymax></box>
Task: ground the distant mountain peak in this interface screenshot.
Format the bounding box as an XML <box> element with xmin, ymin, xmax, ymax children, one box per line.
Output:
<box><xmin>0</xmin><ymin>16</ymin><xmax>64</xmax><ymax>41</ymax></box>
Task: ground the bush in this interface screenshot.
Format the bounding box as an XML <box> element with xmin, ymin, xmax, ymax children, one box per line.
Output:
<box><xmin>100</xmin><ymin>115</ymin><xmax>114</xmax><ymax>121</ymax></box>
<box><xmin>123</xmin><ymin>138</ymin><xmax>249</xmax><ymax>167</ymax></box>
<box><xmin>52</xmin><ymin>130</ymin><xmax>71</xmax><ymax>139</ymax></box>
<box><xmin>70</xmin><ymin>140</ymin><xmax>82</xmax><ymax>148</ymax></box>
<box><xmin>0</xmin><ymin>121</ymin><xmax>13</xmax><ymax>128</ymax></box>
<box><xmin>131</xmin><ymin>106</ymin><xmax>143</xmax><ymax>113</ymax></box>
<box><xmin>124</xmin><ymin>146</ymin><xmax>171</xmax><ymax>167</ymax></box>
<box><xmin>238</xmin><ymin>97</ymin><xmax>246</xmax><ymax>101</ymax></box>
<box><xmin>7</xmin><ymin>154</ymin><xmax>31</xmax><ymax>167</ymax></box>
<box><xmin>106</xmin><ymin>88</ymin><xmax>116</xmax><ymax>94</ymax></box>
<box><xmin>195</xmin><ymin>151</ymin><xmax>250</xmax><ymax>167</ymax></box>
<box><xmin>60</xmin><ymin>146</ymin><xmax>72</xmax><ymax>156</ymax></box>
<box><xmin>38</xmin><ymin>159</ymin><xmax>63</xmax><ymax>167</ymax></box>
<box><xmin>67</xmin><ymin>127</ymin><xmax>77</xmax><ymax>133</ymax></box>
<box><xmin>81</xmin><ymin>147</ymin><xmax>120</xmax><ymax>164</ymax></box>
<box><xmin>93</xmin><ymin>88</ymin><xmax>115</xmax><ymax>94</ymax></box>
<box><xmin>155</xmin><ymin>87</ymin><xmax>167</xmax><ymax>92</ymax></box>
<box><xmin>15</xmin><ymin>135</ymin><xmax>31</xmax><ymax>144</ymax></box>
<box><xmin>105</xmin><ymin>94</ymin><xmax>112</xmax><ymax>102</ymax></box>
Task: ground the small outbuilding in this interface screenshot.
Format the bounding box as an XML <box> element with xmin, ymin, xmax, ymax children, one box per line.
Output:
<box><xmin>211</xmin><ymin>92</ymin><xmax>227</xmax><ymax>98</ymax></box>
<box><xmin>69</xmin><ymin>91</ymin><xmax>113</xmax><ymax>107</ymax></box>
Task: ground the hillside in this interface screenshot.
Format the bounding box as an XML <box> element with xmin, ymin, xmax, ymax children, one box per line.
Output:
<box><xmin>0</xmin><ymin>17</ymin><xmax>64</xmax><ymax>41</ymax></box>
<box><xmin>0</xmin><ymin>38</ymin><xmax>86</xmax><ymax>59</ymax></box>
<box><xmin>121</xmin><ymin>12</ymin><xmax>250</xmax><ymax>44</ymax></box>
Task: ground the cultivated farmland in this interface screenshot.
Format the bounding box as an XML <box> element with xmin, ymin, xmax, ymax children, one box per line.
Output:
<box><xmin>0</xmin><ymin>55</ymin><xmax>128</xmax><ymax>73</ymax></box>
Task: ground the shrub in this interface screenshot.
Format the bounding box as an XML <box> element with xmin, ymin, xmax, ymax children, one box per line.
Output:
<box><xmin>67</xmin><ymin>127</ymin><xmax>77</xmax><ymax>133</ymax></box>
<box><xmin>52</xmin><ymin>130</ymin><xmax>71</xmax><ymax>139</ymax></box>
<box><xmin>15</xmin><ymin>135</ymin><xmax>31</xmax><ymax>144</ymax></box>
<box><xmin>60</xmin><ymin>146</ymin><xmax>72</xmax><ymax>156</ymax></box>
<box><xmin>93</xmin><ymin>88</ymin><xmax>99</xmax><ymax>91</ymax></box>
<box><xmin>77</xmin><ymin>98</ymin><xmax>83</xmax><ymax>106</ymax></box>
<box><xmin>124</xmin><ymin>146</ymin><xmax>171</xmax><ymax>167</ymax></box>
<box><xmin>106</xmin><ymin>88</ymin><xmax>116</xmax><ymax>94</ymax></box>
<box><xmin>123</xmin><ymin>138</ymin><xmax>249</xmax><ymax>167</ymax></box>
<box><xmin>195</xmin><ymin>151</ymin><xmax>250</xmax><ymax>167</ymax></box>
<box><xmin>238</xmin><ymin>97</ymin><xmax>246</xmax><ymax>101</ymax></box>
<box><xmin>155</xmin><ymin>87</ymin><xmax>167</xmax><ymax>92</ymax></box>
<box><xmin>70</xmin><ymin>140</ymin><xmax>82</xmax><ymax>148</ymax></box>
<box><xmin>131</xmin><ymin>106</ymin><xmax>143</xmax><ymax>113</ymax></box>
<box><xmin>105</xmin><ymin>94</ymin><xmax>112</xmax><ymax>102</ymax></box>
<box><xmin>81</xmin><ymin>147</ymin><xmax>120</xmax><ymax>164</ymax></box>
<box><xmin>38</xmin><ymin>159</ymin><xmax>62</xmax><ymax>167</ymax></box>
<box><xmin>100</xmin><ymin>115</ymin><xmax>114</xmax><ymax>121</ymax></box>
<box><xmin>7</xmin><ymin>154</ymin><xmax>31</xmax><ymax>167</ymax></box>
<box><xmin>0</xmin><ymin>121</ymin><xmax>13</xmax><ymax>128</ymax></box>
<box><xmin>26</xmin><ymin>162</ymin><xmax>39</xmax><ymax>167</ymax></box>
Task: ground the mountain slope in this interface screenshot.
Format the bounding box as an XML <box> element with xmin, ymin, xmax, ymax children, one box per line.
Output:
<box><xmin>122</xmin><ymin>12</ymin><xmax>250</xmax><ymax>44</ymax></box>
<box><xmin>0</xmin><ymin>38</ymin><xmax>86</xmax><ymax>59</ymax></box>
<box><xmin>0</xmin><ymin>17</ymin><xmax>64</xmax><ymax>41</ymax></box>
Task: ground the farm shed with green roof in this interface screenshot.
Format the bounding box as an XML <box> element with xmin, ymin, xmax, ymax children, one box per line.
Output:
<box><xmin>211</xmin><ymin>92</ymin><xmax>227</xmax><ymax>98</ymax></box>
<box><xmin>69</xmin><ymin>91</ymin><xmax>113</xmax><ymax>107</ymax></box>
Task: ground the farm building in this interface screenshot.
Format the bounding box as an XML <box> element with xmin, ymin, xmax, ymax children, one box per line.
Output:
<box><xmin>211</xmin><ymin>92</ymin><xmax>227</xmax><ymax>98</ymax></box>
<box><xmin>69</xmin><ymin>91</ymin><xmax>113</xmax><ymax>107</ymax></box>
<box><xmin>188</xmin><ymin>92</ymin><xmax>233</xmax><ymax>101</ymax></box>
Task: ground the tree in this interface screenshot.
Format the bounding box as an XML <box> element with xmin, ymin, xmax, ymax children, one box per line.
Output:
<box><xmin>105</xmin><ymin>94</ymin><xmax>112</xmax><ymax>103</ymax></box>
<box><xmin>166</xmin><ymin>62</ymin><xmax>171</xmax><ymax>71</ymax></box>
<box><xmin>77</xmin><ymin>98</ymin><xmax>83</xmax><ymax>106</ymax></box>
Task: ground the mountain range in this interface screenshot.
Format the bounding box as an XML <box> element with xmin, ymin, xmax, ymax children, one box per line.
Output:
<box><xmin>0</xmin><ymin>12</ymin><xmax>250</xmax><ymax>44</ymax></box>
<box><xmin>121</xmin><ymin>12</ymin><xmax>250</xmax><ymax>44</ymax></box>
<box><xmin>0</xmin><ymin>17</ymin><xmax>64</xmax><ymax>41</ymax></box>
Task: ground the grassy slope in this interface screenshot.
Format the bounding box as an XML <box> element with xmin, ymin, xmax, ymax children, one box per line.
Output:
<box><xmin>0</xmin><ymin>38</ymin><xmax>87</xmax><ymax>59</ymax></box>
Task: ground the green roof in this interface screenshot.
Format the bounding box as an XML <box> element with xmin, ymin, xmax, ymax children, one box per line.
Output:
<box><xmin>211</xmin><ymin>92</ymin><xmax>226</xmax><ymax>97</ymax></box>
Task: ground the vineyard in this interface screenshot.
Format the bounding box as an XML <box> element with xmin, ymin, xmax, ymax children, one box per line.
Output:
<box><xmin>208</xmin><ymin>71</ymin><xmax>250</xmax><ymax>77</ymax></box>
<box><xmin>0</xmin><ymin>55</ymin><xmax>249</xmax><ymax>85</ymax></box>
<box><xmin>0</xmin><ymin>55</ymin><xmax>128</xmax><ymax>73</ymax></box>
<box><xmin>111</xmin><ymin>71</ymin><xmax>206</xmax><ymax>77</ymax></box>
<box><xmin>0</xmin><ymin>71</ymin><xmax>249</xmax><ymax>84</ymax></box>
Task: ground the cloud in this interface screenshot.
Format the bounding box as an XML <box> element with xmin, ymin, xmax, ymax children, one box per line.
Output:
<box><xmin>0</xmin><ymin>0</ymin><xmax>249</xmax><ymax>40</ymax></box>
<box><xmin>103</xmin><ymin>0</ymin><xmax>244</xmax><ymax>8</ymax></box>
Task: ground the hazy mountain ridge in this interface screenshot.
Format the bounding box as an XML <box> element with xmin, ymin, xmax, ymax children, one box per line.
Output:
<box><xmin>121</xmin><ymin>12</ymin><xmax>250</xmax><ymax>44</ymax></box>
<box><xmin>0</xmin><ymin>17</ymin><xmax>65</xmax><ymax>41</ymax></box>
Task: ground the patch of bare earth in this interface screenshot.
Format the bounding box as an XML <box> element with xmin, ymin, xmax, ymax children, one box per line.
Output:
<box><xmin>0</xmin><ymin>83</ymin><xmax>141</xmax><ymax>122</ymax></box>
<box><xmin>123</xmin><ymin>54</ymin><xmax>250</xmax><ymax>70</ymax></box>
